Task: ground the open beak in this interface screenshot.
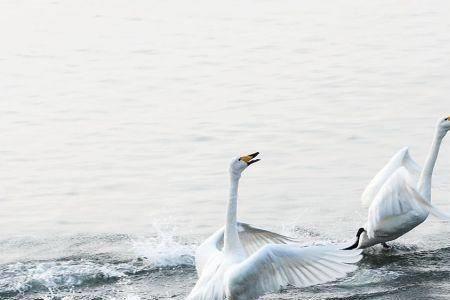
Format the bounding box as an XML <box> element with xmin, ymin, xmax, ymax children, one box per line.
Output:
<box><xmin>239</xmin><ymin>152</ymin><xmax>260</xmax><ymax>165</ymax></box>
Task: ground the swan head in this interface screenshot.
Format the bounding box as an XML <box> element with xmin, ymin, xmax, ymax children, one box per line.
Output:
<box><xmin>229</xmin><ymin>152</ymin><xmax>260</xmax><ymax>176</ymax></box>
<box><xmin>437</xmin><ymin>115</ymin><xmax>450</xmax><ymax>136</ymax></box>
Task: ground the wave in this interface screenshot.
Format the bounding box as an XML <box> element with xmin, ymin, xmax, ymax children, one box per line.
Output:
<box><xmin>0</xmin><ymin>259</ymin><xmax>128</xmax><ymax>297</ymax></box>
<box><xmin>4</xmin><ymin>223</ymin><xmax>450</xmax><ymax>298</ymax></box>
<box><xmin>0</xmin><ymin>224</ymin><xmax>196</xmax><ymax>297</ymax></box>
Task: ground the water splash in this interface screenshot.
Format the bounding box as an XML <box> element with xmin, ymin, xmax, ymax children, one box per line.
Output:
<box><xmin>132</xmin><ymin>222</ymin><xmax>195</xmax><ymax>268</ymax></box>
<box><xmin>0</xmin><ymin>223</ymin><xmax>197</xmax><ymax>297</ymax></box>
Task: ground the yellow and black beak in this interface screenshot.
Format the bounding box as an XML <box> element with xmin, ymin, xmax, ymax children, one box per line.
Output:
<box><xmin>446</xmin><ymin>115</ymin><xmax>450</xmax><ymax>121</ymax></box>
<box><xmin>239</xmin><ymin>152</ymin><xmax>260</xmax><ymax>165</ymax></box>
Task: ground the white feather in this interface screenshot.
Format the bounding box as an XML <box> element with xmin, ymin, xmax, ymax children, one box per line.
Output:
<box><xmin>226</xmin><ymin>245</ymin><xmax>361</xmax><ymax>300</ymax></box>
<box><xmin>366</xmin><ymin>168</ymin><xmax>427</xmax><ymax>241</ymax></box>
<box><xmin>361</xmin><ymin>147</ymin><xmax>420</xmax><ymax>207</ymax></box>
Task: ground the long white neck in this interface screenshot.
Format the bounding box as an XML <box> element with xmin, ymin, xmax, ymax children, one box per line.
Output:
<box><xmin>224</xmin><ymin>173</ymin><xmax>241</xmax><ymax>254</ymax></box>
<box><xmin>418</xmin><ymin>129</ymin><xmax>446</xmax><ymax>200</ymax></box>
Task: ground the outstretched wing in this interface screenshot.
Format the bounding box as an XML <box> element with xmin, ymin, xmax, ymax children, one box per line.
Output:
<box><xmin>195</xmin><ymin>227</ymin><xmax>224</xmax><ymax>276</ymax></box>
<box><xmin>187</xmin><ymin>250</ymin><xmax>226</xmax><ymax>300</ymax></box>
<box><xmin>366</xmin><ymin>168</ymin><xmax>426</xmax><ymax>239</ymax></box>
<box><xmin>195</xmin><ymin>223</ymin><xmax>296</xmax><ymax>276</ymax></box>
<box><xmin>228</xmin><ymin>244</ymin><xmax>362</xmax><ymax>300</ymax></box>
<box><xmin>361</xmin><ymin>147</ymin><xmax>421</xmax><ymax>207</ymax></box>
<box><xmin>216</xmin><ymin>222</ymin><xmax>297</xmax><ymax>255</ymax></box>
<box><xmin>366</xmin><ymin>167</ymin><xmax>450</xmax><ymax>240</ymax></box>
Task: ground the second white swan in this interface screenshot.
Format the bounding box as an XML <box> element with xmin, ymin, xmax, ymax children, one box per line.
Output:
<box><xmin>346</xmin><ymin>116</ymin><xmax>450</xmax><ymax>250</ymax></box>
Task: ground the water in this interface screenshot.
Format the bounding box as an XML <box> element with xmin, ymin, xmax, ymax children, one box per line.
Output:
<box><xmin>1</xmin><ymin>0</ymin><xmax>450</xmax><ymax>299</ymax></box>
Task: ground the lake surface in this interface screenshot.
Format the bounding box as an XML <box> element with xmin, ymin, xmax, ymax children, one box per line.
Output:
<box><xmin>1</xmin><ymin>0</ymin><xmax>450</xmax><ymax>299</ymax></box>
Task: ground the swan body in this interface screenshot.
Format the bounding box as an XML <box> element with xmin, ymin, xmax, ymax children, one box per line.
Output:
<box><xmin>347</xmin><ymin>116</ymin><xmax>450</xmax><ymax>250</ymax></box>
<box><xmin>188</xmin><ymin>152</ymin><xmax>362</xmax><ymax>300</ymax></box>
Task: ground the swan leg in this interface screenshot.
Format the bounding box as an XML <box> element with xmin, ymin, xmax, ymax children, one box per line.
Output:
<box><xmin>382</xmin><ymin>242</ymin><xmax>391</xmax><ymax>249</ymax></box>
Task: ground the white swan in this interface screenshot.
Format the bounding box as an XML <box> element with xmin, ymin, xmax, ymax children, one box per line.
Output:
<box><xmin>188</xmin><ymin>152</ymin><xmax>362</xmax><ymax>300</ymax></box>
<box><xmin>345</xmin><ymin>116</ymin><xmax>450</xmax><ymax>250</ymax></box>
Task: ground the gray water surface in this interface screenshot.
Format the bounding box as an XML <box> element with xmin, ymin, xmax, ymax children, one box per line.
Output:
<box><xmin>1</xmin><ymin>0</ymin><xmax>450</xmax><ymax>299</ymax></box>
